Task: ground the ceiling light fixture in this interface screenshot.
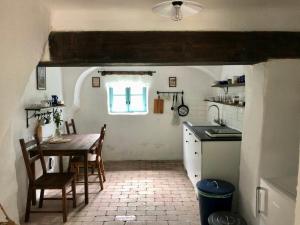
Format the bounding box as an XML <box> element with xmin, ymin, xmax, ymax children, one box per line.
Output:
<box><xmin>152</xmin><ymin>0</ymin><xmax>203</xmax><ymax>21</ymax></box>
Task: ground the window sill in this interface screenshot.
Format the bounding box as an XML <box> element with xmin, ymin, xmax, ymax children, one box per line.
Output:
<box><xmin>108</xmin><ymin>112</ymin><xmax>148</xmax><ymax>116</ymax></box>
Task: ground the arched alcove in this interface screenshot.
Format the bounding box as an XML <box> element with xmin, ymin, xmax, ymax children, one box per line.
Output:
<box><xmin>70</xmin><ymin>66</ymin><xmax>219</xmax><ymax>118</ymax></box>
<box><xmin>69</xmin><ymin>67</ymin><xmax>99</xmax><ymax>117</ymax></box>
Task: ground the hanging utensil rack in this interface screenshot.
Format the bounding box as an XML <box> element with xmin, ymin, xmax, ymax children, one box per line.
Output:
<box><xmin>25</xmin><ymin>105</ymin><xmax>65</xmax><ymax>128</ymax></box>
<box><xmin>157</xmin><ymin>91</ymin><xmax>184</xmax><ymax>95</ymax></box>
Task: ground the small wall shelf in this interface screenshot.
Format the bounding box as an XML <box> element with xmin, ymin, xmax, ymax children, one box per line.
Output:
<box><xmin>211</xmin><ymin>83</ymin><xmax>245</xmax><ymax>88</ymax></box>
<box><xmin>204</xmin><ymin>100</ymin><xmax>245</xmax><ymax>108</ymax></box>
<box><xmin>25</xmin><ymin>105</ymin><xmax>65</xmax><ymax>128</ymax></box>
<box><xmin>211</xmin><ymin>83</ymin><xmax>245</xmax><ymax>93</ymax></box>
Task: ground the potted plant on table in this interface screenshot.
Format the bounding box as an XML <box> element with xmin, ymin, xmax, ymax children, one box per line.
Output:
<box><xmin>53</xmin><ymin>109</ymin><xmax>63</xmax><ymax>137</ymax></box>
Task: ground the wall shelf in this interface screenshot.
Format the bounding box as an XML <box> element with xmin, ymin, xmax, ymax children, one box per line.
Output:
<box><xmin>211</xmin><ymin>83</ymin><xmax>245</xmax><ymax>88</ymax></box>
<box><xmin>25</xmin><ymin>105</ymin><xmax>65</xmax><ymax>128</ymax></box>
<box><xmin>204</xmin><ymin>100</ymin><xmax>245</xmax><ymax>108</ymax></box>
<box><xmin>211</xmin><ymin>82</ymin><xmax>245</xmax><ymax>93</ymax></box>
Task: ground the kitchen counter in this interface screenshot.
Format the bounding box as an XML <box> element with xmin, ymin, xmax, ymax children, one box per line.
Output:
<box><xmin>183</xmin><ymin>121</ymin><xmax>241</xmax><ymax>205</ymax></box>
<box><xmin>183</xmin><ymin>121</ymin><xmax>242</xmax><ymax>142</ymax></box>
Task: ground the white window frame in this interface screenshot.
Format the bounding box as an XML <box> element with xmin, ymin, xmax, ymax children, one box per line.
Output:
<box><xmin>107</xmin><ymin>85</ymin><xmax>148</xmax><ymax>115</ymax></box>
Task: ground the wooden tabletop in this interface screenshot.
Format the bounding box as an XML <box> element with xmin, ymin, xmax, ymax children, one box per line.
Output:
<box><xmin>30</xmin><ymin>134</ymin><xmax>100</xmax><ymax>156</ymax></box>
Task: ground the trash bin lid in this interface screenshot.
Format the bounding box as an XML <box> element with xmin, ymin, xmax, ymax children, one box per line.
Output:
<box><xmin>208</xmin><ymin>211</ymin><xmax>247</xmax><ymax>225</ymax></box>
<box><xmin>196</xmin><ymin>179</ymin><xmax>235</xmax><ymax>195</ymax></box>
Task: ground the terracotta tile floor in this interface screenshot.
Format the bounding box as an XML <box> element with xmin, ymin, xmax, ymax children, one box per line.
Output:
<box><xmin>23</xmin><ymin>161</ymin><xmax>200</xmax><ymax>225</ymax></box>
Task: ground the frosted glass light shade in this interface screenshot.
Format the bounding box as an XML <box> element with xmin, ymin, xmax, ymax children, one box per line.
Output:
<box><xmin>152</xmin><ymin>0</ymin><xmax>203</xmax><ymax>21</ymax></box>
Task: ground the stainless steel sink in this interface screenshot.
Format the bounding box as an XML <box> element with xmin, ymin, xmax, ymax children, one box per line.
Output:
<box><xmin>186</xmin><ymin>121</ymin><xmax>219</xmax><ymax>127</ymax></box>
<box><xmin>205</xmin><ymin>128</ymin><xmax>242</xmax><ymax>137</ymax></box>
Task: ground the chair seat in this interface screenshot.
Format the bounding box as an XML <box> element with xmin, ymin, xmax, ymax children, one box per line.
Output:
<box><xmin>35</xmin><ymin>173</ymin><xmax>75</xmax><ymax>189</ymax></box>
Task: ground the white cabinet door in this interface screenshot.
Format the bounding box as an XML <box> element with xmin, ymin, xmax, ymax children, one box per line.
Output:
<box><xmin>201</xmin><ymin>141</ymin><xmax>241</xmax><ymax>189</ymax></box>
<box><xmin>189</xmin><ymin>134</ymin><xmax>202</xmax><ymax>187</ymax></box>
<box><xmin>183</xmin><ymin>125</ymin><xmax>192</xmax><ymax>172</ymax></box>
<box><xmin>182</xmin><ymin>125</ymin><xmax>241</xmax><ymax>198</ymax></box>
<box><xmin>183</xmin><ymin>125</ymin><xmax>190</xmax><ymax>171</ymax></box>
<box><xmin>259</xmin><ymin>180</ymin><xmax>296</xmax><ymax>225</ymax></box>
<box><xmin>182</xmin><ymin>125</ymin><xmax>202</xmax><ymax>190</ymax></box>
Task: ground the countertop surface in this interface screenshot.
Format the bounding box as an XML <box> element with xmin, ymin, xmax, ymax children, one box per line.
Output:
<box><xmin>183</xmin><ymin>121</ymin><xmax>242</xmax><ymax>142</ymax></box>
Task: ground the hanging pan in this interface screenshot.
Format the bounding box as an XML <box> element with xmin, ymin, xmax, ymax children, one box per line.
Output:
<box><xmin>178</xmin><ymin>94</ymin><xmax>189</xmax><ymax>117</ymax></box>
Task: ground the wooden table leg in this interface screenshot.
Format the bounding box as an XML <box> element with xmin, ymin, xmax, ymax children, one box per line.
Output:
<box><xmin>59</xmin><ymin>156</ymin><xmax>64</xmax><ymax>172</ymax></box>
<box><xmin>30</xmin><ymin>162</ymin><xmax>36</xmax><ymax>205</ymax></box>
<box><xmin>84</xmin><ymin>152</ymin><xmax>89</xmax><ymax>204</ymax></box>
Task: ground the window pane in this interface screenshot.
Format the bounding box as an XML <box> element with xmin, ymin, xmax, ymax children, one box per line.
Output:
<box><xmin>130</xmin><ymin>95</ymin><xmax>145</xmax><ymax>112</ymax></box>
<box><xmin>111</xmin><ymin>96</ymin><xmax>127</xmax><ymax>112</ymax></box>
<box><xmin>107</xmin><ymin>85</ymin><xmax>147</xmax><ymax>114</ymax></box>
<box><xmin>130</xmin><ymin>86</ymin><xmax>144</xmax><ymax>95</ymax></box>
<box><xmin>113</xmin><ymin>86</ymin><xmax>126</xmax><ymax>95</ymax></box>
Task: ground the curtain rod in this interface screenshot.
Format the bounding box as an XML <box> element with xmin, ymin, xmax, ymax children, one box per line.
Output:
<box><xmin>157</xmin><ymin>91</ymin><xmax>184</xmax><ymax>95</ymax></box>
<box><xmin>98</xmin><ymin>71</ymin><xmax>155</xmax><ymax>76</ymax></box>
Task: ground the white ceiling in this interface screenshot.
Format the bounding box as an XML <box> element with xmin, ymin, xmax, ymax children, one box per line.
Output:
<box><xmin>42</xmin><ymin>0</ymin><xmax>300</xmax><ymax>11</ymax></box>
<box><xmin>41</xmin><ymin>0</ymin><xmax>300</xmax><ymax>31</ymax></box>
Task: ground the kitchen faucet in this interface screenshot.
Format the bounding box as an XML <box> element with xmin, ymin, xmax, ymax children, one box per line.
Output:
<box><xmin>208</xmin><ymin>104</ymin><xmax>225</xmax><ymax>126</ymax></box>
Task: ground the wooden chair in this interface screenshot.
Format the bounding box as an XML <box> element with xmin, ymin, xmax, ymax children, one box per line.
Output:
<box><xmin>65</xmin><ymin>119</ymin><xmax>77</xmax><ymax>171</ymax></box>
<box><xmin>100</xmin><ymin>124</ymin><xmax>106</xmax><ymax>182</ymax></box>
<box><xmin>19</xmin><ymin>138</ymin><xmax>76</xmax><ymax>223</ymax></box>
<box><xmin>70</xmin><ymin>126</ymin><xmax>106</xmax><ymax>190</ymax></box>
<box><xmin>65</xmin><ymin>119</ymin><xmax>77</xmax><ymax>134</ymax></box>
<box><xmin>89</xmin><ymin>124</ymin><xmax>107</xmax><ymax>182</ymax></box>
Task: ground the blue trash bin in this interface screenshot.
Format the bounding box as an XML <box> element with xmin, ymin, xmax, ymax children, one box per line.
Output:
<box><xmin>197</xmin><ymin>179</ymin><xmax>235</xmax><ymax>225</ymax></box>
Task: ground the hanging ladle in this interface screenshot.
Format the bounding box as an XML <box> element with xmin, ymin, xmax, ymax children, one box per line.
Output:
<box><xmin>171</xmin><ymin>94</ymin><xmax>175</xmax><ymax>110</ymax></box>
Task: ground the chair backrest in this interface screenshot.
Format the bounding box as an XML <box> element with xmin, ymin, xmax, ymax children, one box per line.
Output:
<box><xmin>19</xmin><ymin>137</ymin><xmax>47</xmax><ymax>183</ymax></box>
<box><xmin>65</xmin><ymin>119</ymin><xmax>77</xmax><ymax>135</ymax></box>
<box><xmin>102</xmin><ymin>124</ymin><xmax>107</xmax><ymax>138</ymax></box>
<box><xmin>95</xmin><ymin>126</ymin><xmax>105</xmax><ymax>159</ymax></box>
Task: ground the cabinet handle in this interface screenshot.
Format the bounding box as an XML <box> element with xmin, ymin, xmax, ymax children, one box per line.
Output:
<box><xmin>194</xmin><ymin>140</ymin><xmax>198</xmax><ymax>142</ymax></box>
<box><xmin>195</xmin><ymin>152</ymin><xmax>198</xmax><ymax>155</ymax></box>
<box><xmin>189</xmin><ymin>133</ymin><xmax>191</xmax><ymax>135</ymax></box>
<box><xmin>256</xmin><ymin>186</ymin><xmax>262</xmax><ymax>215</ymax></box>
<box><xmin>185</xmin><ymin>140</ymin><xmax>189</xmax><ymax>143</ymax></box>
<box><xmin>185</xmin><ymin>129</ymin><xmax>188</xmax><ymax>131</ymax></box>
<box><xmin>194</xmin><ymin>174</ymin><xmax>198</xmax><ymax>177</ymax></box>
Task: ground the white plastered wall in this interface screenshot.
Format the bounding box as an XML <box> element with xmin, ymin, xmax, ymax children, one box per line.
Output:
<box><xmin>13</xmin><ymin>68</ymin><xmax>64</xmax><ymax>218</ymax></box>
<box><xmin>259</xmin><ymin>60</ymin><xmax>300</xmax><ymax>179</ymax></box>
<box><xmin>295</xmin><ymin>142</ymin><xmax>300</xmax><ymax>225</ymax></box>
<box><xmin>0</xmin><ymin>0</ymin><xmax>50</xmax><ymax>222</ymax></box>
<box><xmin>239</xmin><ymin>60</ymin><xmax>300</xmax><ymax>225</ymax></box>
<box><xmin>238</xmin><ymin>63</ymin><xmax>265</xmax><ymax>225</ymax></box>
<box><xmin>61</xmin><ymin>66</ymin><xmax>219</xmax><ymax>161</ymax></box>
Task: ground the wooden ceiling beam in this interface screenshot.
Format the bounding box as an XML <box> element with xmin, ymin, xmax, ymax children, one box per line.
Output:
<box><xmin>41</xmin><ymin>31</ymin><xmax>300</xmax><ymax>66</ymax></box>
